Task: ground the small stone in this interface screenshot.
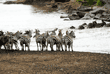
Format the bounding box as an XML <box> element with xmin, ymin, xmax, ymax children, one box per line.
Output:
<box><xmin>99</xmin><ymin>72</ymin><xmax>106</xmax><ymax>74</ymax></box>
<box><xmin>60</xmin><ymin>68</ymin><xmax>63</xmax><ymax>71</ymax></box>
<box><xmin>70</xmin><ymin>26</ymin><xmax>75</xmax><ymax>29</ymax></box>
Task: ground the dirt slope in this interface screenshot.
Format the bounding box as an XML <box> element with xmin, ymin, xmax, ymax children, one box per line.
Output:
<box><xmin>0</xmin><ymin>50</ymin><xmax>110</xmax><ymax>74</ymax></box>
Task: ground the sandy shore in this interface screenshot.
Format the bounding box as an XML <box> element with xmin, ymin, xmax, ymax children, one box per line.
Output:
<box><xmin>0</xmin><ymin>50</ymin><xmax>110</xmax><ymax>74</ymax></box>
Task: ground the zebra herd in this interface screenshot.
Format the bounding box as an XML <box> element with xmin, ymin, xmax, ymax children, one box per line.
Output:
<box><xmin>0</xmin><ymin>28</ymin><xmax>76</xmax><ymax>51</ymax></box>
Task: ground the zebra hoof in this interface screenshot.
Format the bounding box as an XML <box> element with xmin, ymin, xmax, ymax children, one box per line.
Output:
<box><xmin>51</xmin><ymin>50</ymin><xmax>54</xmax><ymax>51</ymax></box>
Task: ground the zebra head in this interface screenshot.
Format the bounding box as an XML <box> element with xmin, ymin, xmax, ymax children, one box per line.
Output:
<box><xmin>69</xmin><ymin>31</ymin><xmax>76</xmax><ymax>38</ymax></box>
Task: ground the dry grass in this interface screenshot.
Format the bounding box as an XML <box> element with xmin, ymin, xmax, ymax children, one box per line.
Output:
<box><xmin>0</xmin><ymin>49</ymin><xmax>110</xmax><ymax>74</ymax></box>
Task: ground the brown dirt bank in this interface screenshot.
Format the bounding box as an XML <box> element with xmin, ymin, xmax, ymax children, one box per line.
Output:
<box><xmin>0</xmin><ymin>49</ymin><xmax>110</xmax><ymax>74</ymax></box>
<box><xmin>4</xmin><ymin>0</ymin><xmax>81</xmax><ymax>13</ymax></box>
<box><xmin>30</xmin><ymin>1</ymin><xmax>81</xmax><ymax>13</ymax></box>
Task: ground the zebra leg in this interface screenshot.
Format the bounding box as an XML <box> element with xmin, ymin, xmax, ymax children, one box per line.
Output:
<box><xmin>22</xmin><ymin>45</ymin><xmax>24</xmax><ymax>51</ymax></box>
<box><xmin>15</xmin><ymin>43</ymin><xmax>19</xmax><ymax>51</ymax></box>
<box><xmin>56</xmin><ymin>44</ymin><xmax>58</xmax><ymax>51</ymax></box>
<box><xmin>27</xmin><ymin>43</ymin><xmax>30</xmax><ymax>51</ymax></box>
<box><xmin>27</xmin><ymin>45</ymin><xmax>29</xmax><ymax>51</ymax></box>
<box><xmin>60</xmin><ymin>43</ymin><xmax>63</xmax><ymax>51</ymax></box>
<box><xmin>58</xmin><ymin>44</ymin><xmax>60</xmax><ymax>51</ymax></box>
<box><xmin>42</xmin><ymin>43</ymin><xmax>46</xmax><ymax>51</ymax></box>
<box><xmin>25</xmin><ymin>44</ymin><xmax>26</xmax><ymax>51</ymax></box>
<box><xmin>65</xmin><ymin>43</ymin><xmax>67</xmax><ymax>51</ymax></box>
<box><xmin>46</xmin><ymin>43</ymin><xmax>48</xmax><ymax>51</ymax></box>
<box><xmin>4</xmin><ymin>45</ymin><xmax>6</xmax><ymax>50</ymax></box>
<box><xmin>56</xmin><ymin>44</ymin><xmax>60</xmax><ymax>51</ymax></box>
<box><xmin>15</xmin><ymin>44</ymin><xmax>19</xmax><ymax>50</ymax></box>
<box><xmin>36</xmin><ymin>42</ymin><xmax>39</xmax><ymax>51</ymax></box>
<box><xmin>5</xmin><ymin>43</ymin><xmax>10</xmax><ymax>50</ymax></box>
<box><xmin>11</xmin><ymin>43</ymin><xmax>13</xmax><ymax>50</ymax></box>
<box><xmin>39</xmin><ymin>43</ymin><xmax>42</xmax><ymax>51</ymax></box>
<box><xmin>71</xmin><ymin>43</ymin><xmax>73</xmax><ymax>51</ymax></box>
<box><xmin>8</xmin><ymin>44</ymin><xmax>10</xmax><ymax>50</ymax></box>
<box><xmin>68</xmin><ymin>45</ymin><xmax>70</xmax><ymax>51</ymax></box>
<box><xmin>20</xmin><ymin>42</ymin><xmax>24</xmax><ymax>51</ymax></box>
<box><xmin>41</xmin><ymin>42</ymin><xmax>43</xmax><ymax>51</ymax></box>
<box><xmin>42</xmin><ymin>43</ymin><xmax>44</xmax><ymax>51</ymax></box>
<box><xmin>0</xmin><ymin>45</ymin><xmax>1</xmax><ymax>50</ymax></box>
<box><xmin>50</xmin><ymin>43</ymin><xmax>54</xmax><ymax>51</ymax></box>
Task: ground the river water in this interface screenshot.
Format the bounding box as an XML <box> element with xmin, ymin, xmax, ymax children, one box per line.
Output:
<box><xmin>0</xmin><ymin>1</ymin><xmax>110</xmax><ymax>54</ymax></box>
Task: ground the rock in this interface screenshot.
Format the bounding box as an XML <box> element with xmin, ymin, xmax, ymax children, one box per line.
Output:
<box><xmin>90</xmin><ymin>13</ymin><xmax>95</xmax><ymax>18</ymax></box>
<box><xmin>99</xmin><ymin>18</ymin><xmax>108</xmax><ymax>20</ymax></box>
<box><xmin>99</xmin><ymin>11</ymin><xmax>110</xmax><ymax>19</ymax></box>
<box><xmin>104</xmin><ymin>3</ymin><xmax>110</xmax><ymax>10</ymax></box>
<box><xmin>78</xmin><ymin>6</ymin><xmax>92</xmax><ymax>11</ymax></box>
<box><xmin>68</xmin><ymin>15</ymin><xmax>80</xmax><ymax>20</ymax></box>
<box><xmin>4</xmin><ymin>1</ymin><xmax>24</xmax><ymax>4</ymax></box>
<box><xmin>102</xmin><ymin>18</ymin><xmax>110</xmax><ymax>22</ymax></box>
<box><xmin>90</xmin><ymin>7</ymin><xmax>106</xmax><ymax>15</ymax></box>
<box><xmin>77</xmin><ymin>11</ymin><xmax>86</xmax><ymax>18</ymax></box>
<box><xmin>94</xmin><ymin>13</ymin><xmax>102</xmax><ymax>19</ymax></box>
<box><xmin>94</xmin><ymin>20</ymin><xmax>106</xmax><ymax>28</ymax></box>
<box><xmin>68</xmin><ymin>11</ymin><xmax>86</xmax><ymax>20</ymax></box>
<box><xmin>87</xmin><ymin>23</ymin><xmax>94</xmax><ymax>28</ymax></box>
<box><xmin>92</xmin><ymin>6</ymin><xmax>99</xmax><ymax>10</ymax></box>
<box><xmin>81</xmin><ymin>17</ymin><xmax>93</xmax><ymax>20</ymax></box>
<box><xmin>80</xmin><ymin>13</ymin><xmax>93</xmax><ymax>20</ymax></box>
<box><xmin>68</xmin><ymin>14</ymin><xmax>80</xmax><ymax>20</ymax></box>
<box><xmin>71</xmin><ymin>10</ymin><xmax>78</xmax><ymax>14</ymax></box>
<box><xmin>102</xmin><ymin>11</ymin><xmax>110</xmax><ymax>16</ymax></box>
<box><xmin>99</xmin><ymin>72</ymin><xmax>106</xmax><ymax>74</ymax></box>
<box><xmin>102</xmin><ymin>12</ymin><xmax>108</xmax><ymax>16</ymax></box>
<box><xmin>46</xmin><ymin>3</ymin><xmax>57</xmax><ymax>8</ymax></box>
<box><xmin>87</xmin><ymin>21</ymin><xmax>96</xmax><ymax>28</ymax></box>
<box><xmin>71</xmin><ymin>13</ymin><xmax>78</xmax><ymax>16</ymax></box>
<box><xmin>80</xmin><ymin>12</ymin><xmax>95</xmax><ymax>20</ymax></box>
<box><xmin>78</xmin><ymin>23</ymin><xmax>87</xmax><ymax>29</ymax></box>
<box><xmin>105</xmin><ymin>23</ymin><xmax>110</xmax><ymax>27</ymax></box>
<box><xmin>70</xmin><ymin>26</ymin><xmax>75</xmax><ymax>29</ymax></box>
<box><xmin>52</xmin><ymin>5</ymin><xmax>57</xmax><ymax>8</ymax></box>
<box><xmin>60</xmin><ymin>16</ymin><xmax>68</xmax><ymax>18</ymax></box>
<box><xmin>78</xmin><ymin>25</ymin><xmax>85</xmax><ymax>29</ymax></box>
<box><xmin>4</xmin><ymin>1</ymin><xmax>15</xmax><ymax>4</ymax></box>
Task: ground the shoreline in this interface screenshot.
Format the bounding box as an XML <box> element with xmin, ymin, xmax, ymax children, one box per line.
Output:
<box><xmin>0</xmin><ymin>50</ymin><xmax>110</xmax><ymax>74</ymax></box>
<box><xmin>0</xmin><ymin>48</ymin><xmax>110</xmax><ymax>54</ymax></box>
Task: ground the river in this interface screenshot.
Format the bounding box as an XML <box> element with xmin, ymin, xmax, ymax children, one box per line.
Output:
<box><xmin>0</xmin><ymin>1</ymin><xmax>110</xmax><ymax>54</ymax></box>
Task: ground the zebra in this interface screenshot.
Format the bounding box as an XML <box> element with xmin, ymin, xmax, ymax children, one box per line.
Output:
<box><xmin>62</xmin><ymin>30</ymin><xmax>76</xmax><ymax>51</ymax></box>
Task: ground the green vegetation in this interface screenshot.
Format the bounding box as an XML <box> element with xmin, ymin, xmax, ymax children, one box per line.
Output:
<box><xmin>96</xmin><ymin>0</ymin><xmax>103</xmax><ymax>6</ymax></box>
<box><xmin>76</xmin><ymin>0</ymin><xmax>104</xmax><ymax>6</ymax></box>
<box><xmin>76</xmin><ymin>0</ymin><xmax>83</xmax><ymax>2</ymax></box>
